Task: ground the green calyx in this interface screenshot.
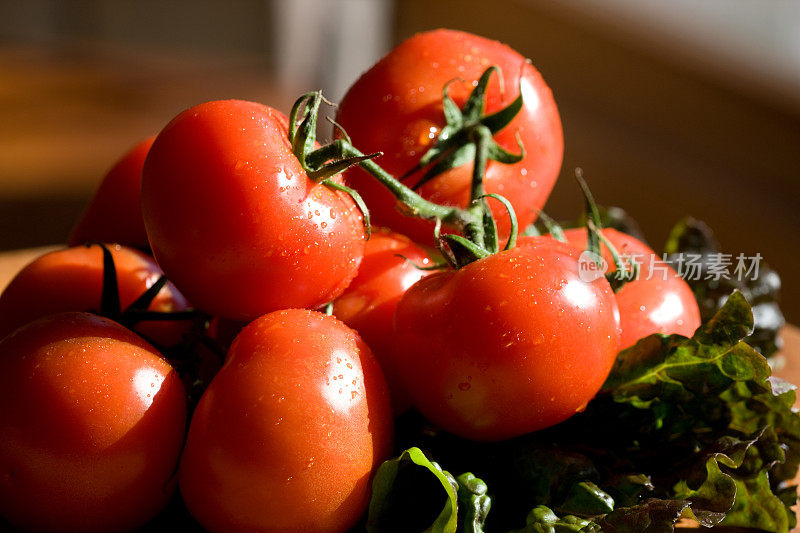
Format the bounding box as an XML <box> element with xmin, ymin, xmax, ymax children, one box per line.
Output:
<box><xmin>89</xmin><ymin>242</ymin><xmax>223</xmax><ymax>410</ymax></box>
<box><xmin>288</xmin><ymin>93</ymin><xmax>375</xmax><ymax>238</ymax></box>
<box><xmin>574</xmin><ymin>170</ymin><xmax>640</xmax><ymax>291</ymax></box>
<box><xmin>91</xmin><ymin>242</ymin><xmax>206</xmax><ymax>343</ymax></box>
<box><xmin>289</xmin><ymin>93</ymin><xmax>379</xmax><ymax>181</ymax></box>
<box><xmin>402</xmin><ymin>65</ymin><xmax>525</xmax><ymax>190</ymax></box>
<box><xmin>524</xmin><ymin>209</ymin><xmax>567</xmax><ymax>242</ymax></box>
<box><xmin>286</xmin><ymin>65</ymin><xmax>527</xmax><ymax>270</ymax></box>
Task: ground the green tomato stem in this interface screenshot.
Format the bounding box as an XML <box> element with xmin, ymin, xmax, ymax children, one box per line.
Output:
<box><xmin>462</xmin><ymin>126</ymin><xmax>492</xmax><ymax>249</ymax></box>
<box><xmin>338</xmin><ymin>143</ymin><xmax>472</xmax><ymax>230</ymax></box>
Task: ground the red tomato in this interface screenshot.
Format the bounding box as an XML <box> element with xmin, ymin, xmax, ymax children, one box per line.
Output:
<box><xmin>206</xmin><ymin>316</ymin><xmax>248</xmax><ymax>353</ymax></box>
<box><xmin>333</xmin><ymin>228</ymin><xmax>435</xmax><ymax>412</ymax></box>
<box><xmin>561</xmin><ymin>227</ymin><xmax>701</xmax><ymax>349</ymax></box>
<box><xmin>0</xmin><ymin>312</ymin><xmax>187</xmax><ymax>532</ymax></box>
<box><xmin>0</xmin><ymin>244</ymin><xmax>190</xmax><ymax>346</ymax></box>
<box><xmin>141</xmin><ymin>100</ymin><xmax>366</xmax><ymax>321</ymax></box>
<box><xmin>393</xmin><ymin>239</ymin><xmax>620</xmax><ymax>441</ymax></box>
<box><xmin>179</xmin><ymin>309</ymin><xmax>393</xmax><ymax>533</ymax></box>
<box><xmin>336</xmin><ymin>29</ymin><xmax>563</xmax><ymax>244</ymax></box>
<box><xmin>69</xmin><ymin>136</ymin><xmax>155</xmax><ymax>250</ymax></box>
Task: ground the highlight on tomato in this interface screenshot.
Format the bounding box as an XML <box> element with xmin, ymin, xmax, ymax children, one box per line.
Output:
<box><xmin>336</xmin><ymin>28</ymin><xmax>563</xmax><ymax>244</ymax></box>
<box><xmin>141</xmin><ymin>99</ymin><xmax>367</xmax><ymax>321</ymax></box>
<box><xmin>179</xmin><ymin>309</ymin><xmax>393</xmax><ymax>533</ymax></box>
<box><xmin>0</xmin><ymin>312</ymin><xmax>187</xmax><ymax>532</ymax></box>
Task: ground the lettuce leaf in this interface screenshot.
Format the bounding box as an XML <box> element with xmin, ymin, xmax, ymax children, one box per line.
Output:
<box><xmin>366</xmin><ymin>447</ymin><xmax>490</xmax><ymax>533</ymax></box>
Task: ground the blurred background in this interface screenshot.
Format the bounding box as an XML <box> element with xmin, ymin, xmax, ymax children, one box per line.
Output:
<box><xmin>1</xmin><ymin>0</ymin><xmax>798</xmax><ymax>321</ymax></box>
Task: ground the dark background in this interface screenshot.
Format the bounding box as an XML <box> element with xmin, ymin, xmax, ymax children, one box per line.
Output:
<box><xmin>1</xmin><ymin>0</ymin><xmax>798</xmax><ymax>321</ymax></box>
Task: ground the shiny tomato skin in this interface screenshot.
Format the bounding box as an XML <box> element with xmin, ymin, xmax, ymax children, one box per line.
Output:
<box><xmin>0</xmin><ymin>244</ymin><xmax>190</xmax><ymax>346</ymax></box>
<box><xmin>336</xmin><ymin>29</ymin><xmax>563</xmax><ymax>244</ymax></box>
<box><xmin>393</xmin><ymin>239</ymin><xmax>620</xmax><ymax>441</ymax></box>
<box><xmin>562</xmin><ymin>228</ymin><xmax>701</xmax><ymax>349</ymax></box>
<box><xmin>0</xmin><ymin>312</ymin><xmax>187</xmax><ymax>532</ymax></box>
<box><xmin>141</xmin><ymin>100</ymin><xmax>366</xmax><ymax>321</ymax></box>
<box><xmin>179</xmin><ymin>309</ymin><xmax>393</xmax><ymax>533</ymax></box>
<box><xmin>332</xmin><ymin>228</ymin><xmax>434</xmax><ymax>412</ymax></box>
<box><xmin>69</xmin><ymin>136</ymin><xmax>155</xmax><ymax>250</ymax></box>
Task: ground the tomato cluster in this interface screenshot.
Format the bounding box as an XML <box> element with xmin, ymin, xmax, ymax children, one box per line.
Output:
<box><xmin>0</xmin><ymin>29</ymin><xmax>701</xmax><ymax>532</ymax></box>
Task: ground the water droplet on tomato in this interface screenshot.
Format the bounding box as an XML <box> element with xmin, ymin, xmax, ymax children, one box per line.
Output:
<box><xmin>458</xmin><ymin>382</ymin><xmax>471</xmax><ymax>391</ymax></box>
